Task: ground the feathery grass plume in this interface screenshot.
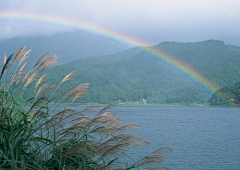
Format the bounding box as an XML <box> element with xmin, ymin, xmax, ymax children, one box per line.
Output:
<box><xmin>35</xmin><ymin>73</ymin><xmax>46</xmax><ymax>89</ymax></box>
<box><xmin>8</xmin><ymin>48</ymin><xmax>32</xmax><ymax>90</ymax></box>
<box><xmin>16</xmin><ymin>73</ymin><xmax>25</xmax><ymax>85</ymax></box>
<box><xmin>13</xmin><ymin>46</ymin><xmax>26</xmax><ymax>65</ymax></box>
<box><xmin>33</xmin><ymin>51</ymin><xmax>51</xmax><ymax>68</ymax></box>
<box><xmin>13</xmin><ymin>61</ymin><xmax>30</xmax><ymax>87</ymax></box>
<box><xmin>59</xmin><ymin>83</ymin><xmax>89</xmax><ymax>99</ymax></box>
<box><xmin>42</xmin><ymin>56</ymin><xmax>57</xmax><ymax>73</ymax></box>
<box><xmin>19</xmin><ymin>61</ymin><xmax>29</xmax><ymax>74</ymax></box>
<box><xmin>0</xmin><ymin>47</ymin><xmax>172</xmax><ymax>169</ymax></box>
<box><xmin>64</xmin><ymin>89</ymin><xmax>87</xmax><ymax>102</ymax></box>
<box><xmin>119</xmin><ymin>123</ymin><xmax>141</xmax><ymax>132</ymax></box>
<box><xmin>52</xmin><ymin>73</ymin><xmax>88</xmax><ymax>103</ymax></box>
<box><xmin>18</xmin><ymin>49</ymin><xmax>31</xmax><ymax>66</ymax></box>
<box><xmin>35</xmin><ymin>82</ymin><xmax>49</xmax><ymax>97</ymax></box>
<box><xmin>72</xmin><ymin>90</ymin><xmax>88</xmax><ymax>102</ymax></box>
<box><xmin>103</xmin><ymin>117</ymin><xmax>122</xmax><ymax>127</ymax></box>
<box><xmin>22</xmin><ymin>70</ymin><xmax>32</xmax><ymax>83</ymax></box>
<box><xmin>23</xmin><ymin>72</ymin><xmax>37</xmax><ymax>89</ymax></box>
<box><xmin>7</xmin><ymin>62</ymin><xmax>28</xmax><ymax>89</ymax></box>
<box><xmin>0</xmin><ymin>54</ymin><xmax>13</xmax><ymax>80</ymax></box>
<box><xmin>8</xmin><ymin>74</ymin><xmax>18</xmax><ymax>88</ymax></box>
<box><xmin>42</xmin><ymin>85</ymin><xmax>57</xmax><ymax>96</ymax></box>
<box><xmin>60</xmin><ymin>71</ymin><xmax>77</xmax><ymax>84</ymax></box>
<box><xmin>137</xmin><ymin>147</ymin><xmax>173</xmax><ymax>168</ymax></box>
<box><xmin>3</xmin><ymin>53</ymin><xmax>6</xmax><ymax>65</ymax></box>
<box><xmin>36</xmin><ymin>55</ymin><xmax>57</xmax><ymax>73</ymax></box>
<box><xmin>133</xmin><ymin>140</ymin><xmax>151</xmax><ymax>147</ymax></box>
<box><xmin>29</xmin><ymin>96</ymin><xmax>48</xmax><ymax>112</ymax></box>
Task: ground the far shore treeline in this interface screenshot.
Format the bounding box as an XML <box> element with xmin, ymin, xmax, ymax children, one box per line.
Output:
<box><xmin>41</xmin><ymin>40</ymin><xmax>240</xmax><ymax>105</ymax></box>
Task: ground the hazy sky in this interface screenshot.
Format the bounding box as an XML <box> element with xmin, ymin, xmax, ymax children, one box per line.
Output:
<box><xmin>1</xmin><ymin>0</ymin><xmax>240</xmax><ymax>45</ymax></box>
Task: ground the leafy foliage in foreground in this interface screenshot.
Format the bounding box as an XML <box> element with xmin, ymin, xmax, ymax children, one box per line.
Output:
<box><xmin>0</xmin><ymin>46</ymin><xmax>172</xmax><ymax>169</ymax></box>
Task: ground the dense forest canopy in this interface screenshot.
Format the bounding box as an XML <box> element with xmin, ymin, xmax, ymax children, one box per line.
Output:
<box><xmin>41</xmin><ymin>40</ymin><xmax>240</xmax><ymax>105</ymax></box>
<box><xmin>209</xmin><ymin>82</ymin><xmax>240</xmax><ymax>106</ymax></box>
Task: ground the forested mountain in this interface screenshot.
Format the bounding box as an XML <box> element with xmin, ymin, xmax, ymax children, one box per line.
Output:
<box><xmin>43</xmin><ymin>40</ymin><xmax>240</xmax><ymax>104</ymax></box>
<box><xmin>155</xmin><ymin>40</ymin><xmax>240</xmax><ymax>87</ymax></box>
<box><xmin>0</xmin><ymin>31</ymin><xmax>127</xmax><ymax>66</ymax></box>
<box><xmin>209</xmin><ymin>82</ymin><xmax>240</xmax><ymax>106</ymax></box>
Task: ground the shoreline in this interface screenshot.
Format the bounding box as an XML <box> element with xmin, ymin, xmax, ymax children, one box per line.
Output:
<box><xmin>56</xmin><ymin>103</ymin><xmax>240</xmax><ymax>108</ymax></box>
<box><xmin>56</xmin><ymin>103</ymin><xmax>209</xmax><ymax>107</ymax></box>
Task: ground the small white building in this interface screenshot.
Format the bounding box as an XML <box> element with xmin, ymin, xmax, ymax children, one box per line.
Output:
<box><xmin>142</xmin><ymin>98</ymin><xmax>147</xmax><ymax>104</ymax></box>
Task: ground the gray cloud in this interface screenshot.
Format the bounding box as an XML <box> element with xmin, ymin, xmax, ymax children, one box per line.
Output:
<box><xmin>0</xmin><ymin>0</ymin><xmax>240</xmax><ymax>45</ymax></box>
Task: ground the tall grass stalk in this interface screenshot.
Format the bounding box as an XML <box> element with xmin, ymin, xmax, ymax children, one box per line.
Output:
<box><xmin>0</xmin><ymin>47</ymin><xmax>172</xmax><ymax>169</ymax></box>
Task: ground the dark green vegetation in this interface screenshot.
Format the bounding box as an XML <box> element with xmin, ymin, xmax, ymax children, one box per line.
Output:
<box><xmin>0</xmin><ymin>32</ymin><xmax>127</xmax><ymax>66</ymax></box>
<box><xmin>209</xmin><ymin>82</ymin><xmax>240</xmax><ymax>106</ymax></box>
<box><xmin>0</xmin><ymin>47</ymin><xmax>172</xmax><ymax>169</ymax></box>
<box><xmin>45</xmin><ymin>40</ymin><xmax>240</xmax><ymax>105</ymax></box>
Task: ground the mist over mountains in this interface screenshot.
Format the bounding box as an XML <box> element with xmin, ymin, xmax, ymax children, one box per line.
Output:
<box><xmin>0</xmin><ymin>32</ymin><xmax>128</xmax><ymax>66</ymax></box>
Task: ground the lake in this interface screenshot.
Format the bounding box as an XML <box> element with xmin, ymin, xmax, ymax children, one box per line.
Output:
<box><xmin>68</xmin><ymin>106</ymin><xmax>240</xmax><ymax>169</ymax></box>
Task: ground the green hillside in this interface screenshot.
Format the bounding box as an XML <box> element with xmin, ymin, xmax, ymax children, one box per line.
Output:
<box><xmin>154</xmin><ymin>40</ymin><xmax>240</xmax><ymax>87</ymax></box>
<box><xmin>44</xmin><ymin>40</ymin><xmax>240</xmax><ymax>104</ymax></box>
<box><xmin>209</xmin><ymin>82</ymin><xmax>240</xmax><ymax>106</ymax></box>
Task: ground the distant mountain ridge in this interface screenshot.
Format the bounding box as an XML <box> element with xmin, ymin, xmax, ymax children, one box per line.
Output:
<box><xmin>41</xmin><ymin>40</ymin><xmax>240</xmax><ymax>104</ymax></box>
<box><xmin>2</xmin><ymin>38</ymin><xmax>240</xmax><ymax>104</ymax></box>
<box><xmin>0</xmin><ymin>31</ymin><xmax>128</xmax><ymax>66</ymax></box>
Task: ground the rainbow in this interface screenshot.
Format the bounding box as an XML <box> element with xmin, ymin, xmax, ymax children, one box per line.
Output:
<box><xmin>0</xmin><ymin>10</ymin><xmax>219</xmax><ymax>94</ymax></box>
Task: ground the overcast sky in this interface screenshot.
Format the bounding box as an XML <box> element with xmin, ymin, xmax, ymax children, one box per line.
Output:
<box><xmin>1</xmin><ymin>0</ymin><xmax>240</xmax><ymax>45</ymax></box>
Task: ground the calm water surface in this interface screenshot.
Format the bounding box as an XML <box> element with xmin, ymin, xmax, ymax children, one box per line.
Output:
<box><xmin>69</xmin><ymin>106</ymin><xmax>240</xmax><ymax>170</ymax></box>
